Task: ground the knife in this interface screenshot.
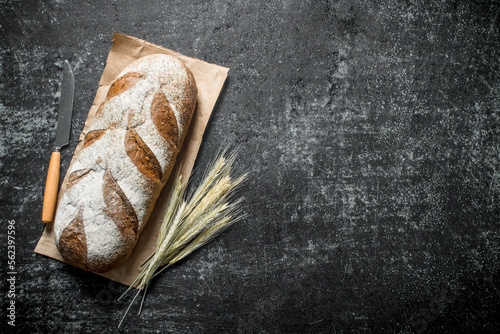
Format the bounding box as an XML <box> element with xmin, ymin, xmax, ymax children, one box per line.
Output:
<box><xmin>42</xmin><ymin>60</ymin><xmax>74</xmax><ymax>223</ymax></box>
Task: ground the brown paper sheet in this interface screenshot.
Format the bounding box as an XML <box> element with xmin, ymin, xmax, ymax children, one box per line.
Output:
<box><xmin>34</xmin><ymin>32</ymin><xmax>229</xmax><ymax>286</ymax></box>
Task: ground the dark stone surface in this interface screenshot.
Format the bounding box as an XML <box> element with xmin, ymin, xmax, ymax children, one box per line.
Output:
<box><xmin>1</xmin><ymin>0</ymin><xmax>499</xmax><ymax>333</ymax></box>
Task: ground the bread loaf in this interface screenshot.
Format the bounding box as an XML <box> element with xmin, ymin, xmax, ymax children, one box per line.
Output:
<box><xmin>53</xmin><ymin>54</ymin><xmax>197</xmax><ymax>273</ymax></box>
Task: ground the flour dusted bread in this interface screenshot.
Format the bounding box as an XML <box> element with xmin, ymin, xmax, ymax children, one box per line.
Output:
<box><xmin>53</xmin><ymin>54</ymin><xmax>197</xmax><ymax>273</ymax></box>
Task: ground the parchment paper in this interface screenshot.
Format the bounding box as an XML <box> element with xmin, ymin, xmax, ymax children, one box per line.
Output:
<box><xmin>34</xmin><ymin>32</ymin><xmax>229</xmax><ymax>286</ymax></box>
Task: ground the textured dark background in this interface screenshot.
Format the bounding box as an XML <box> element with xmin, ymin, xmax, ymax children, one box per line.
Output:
<box><xmin>1</xmin><ymin>0</ymin><xmax>499</xmax><ymax>333</ymax></box>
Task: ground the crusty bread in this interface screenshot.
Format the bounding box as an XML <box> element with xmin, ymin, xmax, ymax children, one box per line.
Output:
<box><xmin>54</xmin><ymin>54</ymin><xmax>197</xmax><ymax>273</ymax></box>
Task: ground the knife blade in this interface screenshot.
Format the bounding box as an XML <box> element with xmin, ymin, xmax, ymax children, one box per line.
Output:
<box><xmin>42</xmin><ymin>60</ymin><xmax>74</xmax><ymax>223</ymax></box>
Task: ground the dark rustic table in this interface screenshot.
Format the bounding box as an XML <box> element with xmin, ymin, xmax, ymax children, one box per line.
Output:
<box><xmin>1</xmin><ymin>1</ymin><xmax>499</xmax><ymax>333</ymax></box>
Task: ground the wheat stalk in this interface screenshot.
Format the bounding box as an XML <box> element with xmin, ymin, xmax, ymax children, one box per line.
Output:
<box><xmin>118</xmin><ymin>149</ymin><xmax>246</xmax><ymax>328</ymax></box>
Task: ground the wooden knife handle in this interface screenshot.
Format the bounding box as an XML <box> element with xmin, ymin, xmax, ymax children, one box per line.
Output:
<box><xmin>42</xmin><ymin>151</ymin><xmax>61</xmax><ymax>223</ymax></box>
